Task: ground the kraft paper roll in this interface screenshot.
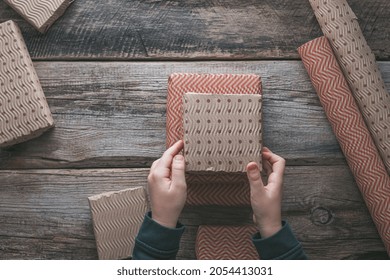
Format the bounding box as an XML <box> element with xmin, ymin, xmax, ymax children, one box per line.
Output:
<box><xmin>309</xmin><ymin>0</ymin><xmax>390</xmax><ymax>174</ymax></box>
<box><xmin>298</xmin><ymin>36</ymin><xmax>390</xmax><ymax>255</ymax></box>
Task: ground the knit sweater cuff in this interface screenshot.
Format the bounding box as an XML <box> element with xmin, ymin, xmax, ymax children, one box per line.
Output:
<box><xmin>252</xmin><ymin>221</ymin><xmax>306</xmax><ymax>260</ymax></box>
<box><xmin>133</xmin><ymin>212</ymin><xmax>185</xmax><ymax>259</ymax></box>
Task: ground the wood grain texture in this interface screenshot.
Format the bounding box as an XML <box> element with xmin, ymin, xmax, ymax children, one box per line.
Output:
<box><xmin>0</xmin><ymin>167</ymin><xmax>387</xmax><ymax>260</ymax></box>
<box><xmin>0</xmin><ymin>0</ymin><xmax>389</xmax><ymax>60</ymax></box>
<box><xmin>0</xmin><ymin>0</ymin><xmax>388</xmax><ymax>262</ymax></box>
<box><xmin>1</xmin><ymin>60</ymin><xmax>389</xmax><ymax>169</ymax></box>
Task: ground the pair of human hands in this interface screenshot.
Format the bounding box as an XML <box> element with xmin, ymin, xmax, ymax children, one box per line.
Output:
<box><xmin>147</xmin><ymin>140</ymin><xmax>286</xmax><ymax>238</ymax></box>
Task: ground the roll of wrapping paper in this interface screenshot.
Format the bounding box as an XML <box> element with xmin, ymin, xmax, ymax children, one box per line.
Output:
<box><xmin>298</xmin><ymin>36</ymin><xmax>390</xmax><ymax>255</ymax></box>
<box><xmin>309</xmin><ymin>0</ymin><xmax>390</xmax><ymax>174</ymax></box>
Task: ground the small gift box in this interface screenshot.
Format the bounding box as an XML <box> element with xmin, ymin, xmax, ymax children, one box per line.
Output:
<box><xmin>167</xmin><ymin>73</ymin><xmax>262</xmax><ymax>148</ymax></box>
<box><xmin>4</xmin><ymin>0</ymin><xmax>74</xmax><ymax>33</ymax></box>
<box><xmin>0</xmin><ymin>20</ymin><xmax>54</xmax><ymax>148</ymax></box>
<box><xmin>183</xmin><ymin>92</ymin><xmax>262</xmax><ymax>172</ymax></box>
<box><xmin>88</xmin><ymin>187</ymin><xmax>149</xmax><ymax>260</ymax></box>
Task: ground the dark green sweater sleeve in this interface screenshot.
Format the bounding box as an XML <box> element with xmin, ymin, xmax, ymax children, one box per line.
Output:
<box><xmin>132</xmin><ymin>212</ymin><xmax>185</xmax><ymax>260</ymax></box>
<box><xmin>133</xmin><ymin>214</ymin><xmax>306</xmax><ymax>260</ymax></box>
<box><xmin>252</xmin><ymin>221</ymin><xmax>307</xmax><ymax>259</ymax></box>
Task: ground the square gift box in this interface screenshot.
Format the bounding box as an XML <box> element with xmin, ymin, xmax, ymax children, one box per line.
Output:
<box><xmin>183</xmin><ymin>92</ymin><xmax>262</xmax><ymax>172</ymax></box>
<box><xmin>4</xmin><ymin>0</ymin><xmax>74</xmax><ymax>33</ymax></box>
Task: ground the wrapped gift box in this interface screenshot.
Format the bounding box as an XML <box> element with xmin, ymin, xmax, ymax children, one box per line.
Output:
<box><xmin>88</xmin><ymin>187</ymin><xmax>149</xmax><ymax>260</ymax></box>
<box><xmin>167</xmin><ymin>73</ymin><xmax>262</xmax><ymax>148</ymax></box>
<box><xmin>4</xmin><ymin>0</ymin><xmax>73</xmax><ymax>33</ymax></box>
<box><xmin>0</xmin><ymin>20</ymin><xmax>54</xmax><ymax>148</ymax></box>
<box><xmin>166</xmin><ymin>73</ymin><xmax>262</xmax><ymax>206</ymax></box>
<box><xmin>183</xmin><ymin>92</ymin><xmax>262</xmax><ymax>172</ymax></box>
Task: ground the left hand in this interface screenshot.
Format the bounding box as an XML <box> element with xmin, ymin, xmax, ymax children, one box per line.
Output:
<box><xmin>147</xmin><ymin>140</ymin><xmax>187</xmax><ymax>228</ymax></box>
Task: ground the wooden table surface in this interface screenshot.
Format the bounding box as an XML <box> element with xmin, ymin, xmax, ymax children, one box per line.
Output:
<box><xmin>0</xmin><ymin>0</ymin><xmax>389</xmax><ymax>260</ymax></box>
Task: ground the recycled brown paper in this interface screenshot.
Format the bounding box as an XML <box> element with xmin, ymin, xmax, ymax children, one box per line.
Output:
<box><xmin>0</xmin><ymin>20</ymin><xmax>54</xmax><ymax>148</ymax></box>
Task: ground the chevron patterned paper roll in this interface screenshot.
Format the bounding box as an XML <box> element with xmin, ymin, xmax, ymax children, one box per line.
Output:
<box><xmin>0</xmin><ymin>20</ymin><xmax>54</xmax><ymax>148</ymax></box>
<box><xmin>88</xmin><ymin>187</ymin><xmax>149</xmax><ymax>260</ymax></box>
<box><xmin>309</xmin><ymin>0</ymin><xmax>390</xmax><ymax>174</ymax></box>
<box><xmin>167</xmin><ymin>73</ymin><xmax>262</xmax><ymax>206</ymax></box>
<box><xmin>196</xmin><ymin>225</ymin><xmax>259</xmax><ymax>259</ymax></box>
<box><xmin>4</xmin><ymin>0</ymin><xmax>74</xmax><ymax>33</ymax></box>
<box><xmin>298</xmin><ymin>36</ymin><xmax>390</xmax><ymax>255</ymax></box>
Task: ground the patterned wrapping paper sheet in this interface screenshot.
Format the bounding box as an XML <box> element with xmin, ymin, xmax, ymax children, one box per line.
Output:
<box><xmin>88</xmin><ymin>187</ymin><xmax>149</xmax><ymax>260</ymax></box>
<box><xmin>196</xmin><ymin>225</ymin><xmax>259</xmax><ymax>260</ymax></box>
<box><xmin>166</xmin><ymin>73</ymin><xmax>262</xmax><ymax>206</ymax></box>
<box><xmin>4</xmin><ymin>0</ymin><xmax>74</xmax><ymax>33</ymax></box>
<box><xmin>183</xmin><ymin>93</ymin><xmax>262</xmax><ymax>173</ymax></box>
<box><xmin>309</xmin><ymin>0</ymin><xmax>390</xmax><ymax>174</ymax></box>
<box><xmin>0</xmin><ymin>20</ymin><xmax>54</xmax><ymax>147</ymax></box>
<box><xmin>298</xmin><ymin>36</ymin><xmax>390</xmax><ymax>255</ymax></box>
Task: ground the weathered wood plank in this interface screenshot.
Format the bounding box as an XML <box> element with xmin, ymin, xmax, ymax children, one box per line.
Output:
<box><xmin>0</xmin><ymin>0</ymin><xmax>389</xmax><ymax>60</ymax></box>
<box><xmin>0</xmin><ymin>167</ymin><xmax>386</xmax><ymax>259</ymax></box>
<box><xmin>1</xmin><ymin>61</ymin><xmax>389</xmax><ymax>169</ymax></box>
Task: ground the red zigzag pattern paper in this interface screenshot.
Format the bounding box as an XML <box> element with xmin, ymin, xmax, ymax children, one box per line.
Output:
<box><xmin>298</xmin><ymin>36</ymin><xmax>390</xmax><ymax>255</ymax></box>
<box><xmin>196</xmin><ymin>225</ymin><xmax>259</xmax><ymax>260</ymax></box>
<box><xmin>185</xmin><ymin>172</ymin><xmax>250</xmax><ymax>206</ymax></box>
<box><xmin>166</xmin><ymin>74</ymin><xmax>262</xmax><ymax>206</ymax></box>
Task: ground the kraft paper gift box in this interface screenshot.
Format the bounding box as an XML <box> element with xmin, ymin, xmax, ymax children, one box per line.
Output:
<box><xmin>0</xmin><ymin>20</ymin><xmax>54</xmax><ymax>148</ymax></box>
<box><xmin>166</xmin><ymin>73</ymin><xmax>262</xmax><ymax>206</ymax></box>
<box><xmin>88</xmin><ymin>187</ymin><xmax>149</xmax><ymax>260</ymax></box>
<box><xmin>166</xmin><ymin>73</ymin><xmax>262</xmax><ymax>148</ymax></box>
<box><xmin>183</xmin><ymin>92</ymin><xmax>262</xmax><ymax>173</ymax></box>
<box><xmin>4</xmin><ymin>0</ymin><xmax>74</xmax><ymax>33</ymax></box>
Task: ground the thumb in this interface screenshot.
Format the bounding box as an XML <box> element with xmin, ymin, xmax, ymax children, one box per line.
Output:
<box><xmin>171</xmin><ymin>155</ymin><xmax>186</xmax><ymax>190</ymax></box>
<box><xmin>246</xmin><ymin>162</ymin><xmax>264</xmax><ymax>195</ymax></box>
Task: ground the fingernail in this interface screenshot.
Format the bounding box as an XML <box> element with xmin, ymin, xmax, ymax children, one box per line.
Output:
<box><xmin>174</xmin><ymin>155</ymin><xmax>184</xmax><ymax>161</ymax></box>
<box><xmin>247</xmin><ymin>164</ymin><xmax>259</xmax><ymax>177</ymax></box>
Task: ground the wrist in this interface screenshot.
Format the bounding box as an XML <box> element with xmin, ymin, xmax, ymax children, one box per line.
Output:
<box><xmin>256</xmin><ymin>222</ymin><xmax>282</xmax><ymax>238</ymax></box>
<box><xmin>151</xmin><ymin>212</ymin><xmax>178</xmax><ymax>229</ymax></box>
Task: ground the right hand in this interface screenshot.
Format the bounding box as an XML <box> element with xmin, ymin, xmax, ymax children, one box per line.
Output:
<box><xmin>246</xmin><ymin>147</ymin><xmax>285</xmax><ymax>238</ymax></box>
